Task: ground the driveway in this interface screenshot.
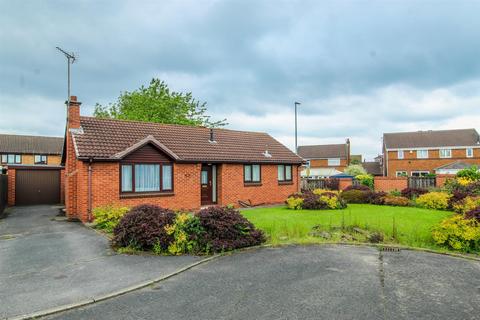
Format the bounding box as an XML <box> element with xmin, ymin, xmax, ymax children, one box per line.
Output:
<box><xmin>0</xmin><ymin>206</ymin><xmax>203</xmax><ymax>319</ymax></box>
<box><xmin>46</xmin><ymin>245</ymin><xmax>480</xmax><ymax>320</ymax></box>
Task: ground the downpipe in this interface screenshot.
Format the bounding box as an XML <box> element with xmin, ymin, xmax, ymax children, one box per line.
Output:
<box><xmin>87</xmin><ymin>158</ymin><xmax>93</xmax><ymax>222</ymax></box>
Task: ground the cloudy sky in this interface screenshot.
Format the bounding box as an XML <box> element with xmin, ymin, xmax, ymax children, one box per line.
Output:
<box><xmin>1</xmin><ymin>0</ymin><xmax>480</xmax><ymax>159</ymax></box>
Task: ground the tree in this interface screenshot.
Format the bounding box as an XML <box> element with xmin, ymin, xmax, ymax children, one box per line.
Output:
<box><xmin>94</xmin><ymin>78</ymin><xmax>227</xmax><ymax>127</ymax></box>
<box><xmin>344</xmin><ymin>164</ymin><xmax>367</xmax><ymax>176</ymax></box>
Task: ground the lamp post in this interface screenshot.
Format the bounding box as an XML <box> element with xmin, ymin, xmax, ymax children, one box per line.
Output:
<box><xmin>294</xmin><ymin>101</ymin><xmax>301</xmax><ymax>153</ymax></box>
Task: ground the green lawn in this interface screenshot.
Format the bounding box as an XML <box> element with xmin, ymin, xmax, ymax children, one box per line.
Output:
<box><xmin>242</xmin><ymin>204</ymin><xmax>453</xmax><ymax>250</ymax></box>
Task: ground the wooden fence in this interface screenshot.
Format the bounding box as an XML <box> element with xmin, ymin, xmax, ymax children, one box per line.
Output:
<box><xmin>0</xmin><ymin>174</ymin><xmax>7</xmax><ymax>215</ymax></box>
<box><xmin>408</xmin><ymin>177</ymin><xmax>436</xmax><ymax>189</ymax></box>
<box><xmin>301</xmin><ymin>178</ymin><xmax>340</xmax><ymax>191</ymax></box>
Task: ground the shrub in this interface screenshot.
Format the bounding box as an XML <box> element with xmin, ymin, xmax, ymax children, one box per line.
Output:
<box><xmin>343</xmin><ymin>184</ymin><xmax>371</xmax><ymax>192</ymax></box>
<box><xmin>286</xmin><ymin>196</ymin><xmax>304</xmax><ymax>210</ymax></box>
<box><xmin>344</xmin><ymin>164</ymin><xmax>367</xmax><ymax>176</ymax></box>
<box><xmin>452</xmin><ymin>196</ymin><xmax>480</xmax><ymax>214</ymax></box>
<box><xmin>341</xmin><ymin>189</ymin><xmax>370</xmax><ymax>204</ymax></box>
<box><xmin>113</xmin><ymin>204</ymin><xmax>176</xmax><ymax>250</ymax></box>
<box><xmin>302</xmin><ymin>192</ymin><xmax>325</xmax><ymax>209</ymax></box>
<box><xmin>366</xmin><ymin>191</ymin><xmax>387</xmax><ymax>205</ymax></box>
<box><xmin>324</xmin><ymin>178</ymin><xmax>340</xmax><ymax>191</ymax></box>
<box><xmin>355</xmin><ymin>174</ymin><xmax>374</xmax><ymax>189</ymax></box>
<box><xmin>389</xmin><ymin>190</ymin><xmax>402</xmax><ymax>196</ymax></box>
<box><xmin>93</xmin><ymin>205</ymin><xmax>130</xmax><ymax>233</ymax></box>
<box><xmin>383</xmin><ymin>195</ymin><xmax>410</xmax><ymax>207</ymax></box>
<box><xmin>432</xmin><ymin>215</ymin><xmax>480</xmax><ymax>252</ymax></box>
<box><xmin>401</xmin><ymin>188</ymin><xmax>428</xmax><ymax>200</ymax></box>
<box><xmin>195</xmin><ymin>206</ymin><xmax>265</xmax><ymax>253</ymax></box>
<box><xmin>415</xmin><ymin>192</ymin><xmax>451</xmax><ymax>210</ymax></box>
<box><xmin>456</xmin><ymin>165</ymin><xmax>480</xmax><ymax>181</ymax></box>
<box><xmin>465</xmin><ymin>207</ymin><xmax>480</xmax><ymax>222</ymax></box>
<box><xmin>313</xmin><ymin>188</ymin><xmax>340</xmax><ymax>196</ymax></box>
<box><xmin>162</xmin><ymin>213</ymin><xmax>206</xmax><ymax>255</ymax></box>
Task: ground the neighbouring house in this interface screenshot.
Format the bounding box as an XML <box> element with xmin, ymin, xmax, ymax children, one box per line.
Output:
<box><xmin>362</xmin><ymin>161</ymin><xmax>383</xmax><ymax>176</ymax></box>
<box><xmin>382</xmin><ymin>129</ymin><xmax>480</xmax><ymax>177</ymax></box>
<box><xmin>297</xmin><ymin>140</ymin><xmax>350</xmax><ymax>178</ymax></box>
<box><xmin>0</xmin><ymin>134</ymin><xmax>63</xmax><ymax>172</ymax></box>
<box><xmin>64</xmin><ymin>96</ymin><xmax>303</xmax><ymax>222</ymax></box>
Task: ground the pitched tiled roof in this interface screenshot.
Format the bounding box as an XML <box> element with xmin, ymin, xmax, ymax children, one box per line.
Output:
<box><xmin>435</xmin><ymin>161</ymin><xmax>473</xmax><ymax>170</ymax></box>
<box><xmin>297</xmin><ymin>144</ymin><xmax>348</xmax><ymax>159</ymax></box>
<box><xmin>383</xmin><ymin>129</ymin><xmax>480</xmax><ymax>149</ymax></box>
<box><xmin>0</xmin><ymin>134</ymin><xmax>63</xmax><ymax>154</ymax></box>
<box><xmin>71</xmin><ymin>117</ymin><xmax>303</xmax><ymax>164</ymax></box>
<box><xmin>363</xmin><ymin>161</ymin><xmax>383</xmax><ymax>176</ymax></box>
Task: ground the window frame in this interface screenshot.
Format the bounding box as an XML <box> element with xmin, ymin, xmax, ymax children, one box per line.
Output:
<box><xmin>397</xmin><ymin>150</ymin><xmax>404</xmax><ymax>159</ymax></box>
<box><xmin>396</xmin><ymin>171</ymin><xmax>407</xmax><ymax>177</ymax></box>
<box><xmin>244</xmin><ymin>164</ymin><xmax>261</xmax><ymax>184</ymax></box>
<box><xmin>439</xmin><ymin>149</ymin><xmax>452</xmax><ymax>158</ymax></box>
<box><xmin>278</xmin><ymin>164</ymin><xmax>293</xmax><ymax>182</ymax></box>
<box><xmin>411</xmin><ymin>171</ymin><xmax>430</xmax><ymax>177</ymax></box>
<box><xmin>1</xmin><ymin>154</ymin><xmax>22</xmax><ymax>164</ymax></box>
<box><xmin>120</xmin><ymin>162</ymin><xmax>174</xmax><ymax>194</ymax></box>
<box><xmin>327</xmin><ymin>158</ymin><xmax>341</xmax><ymax>166</ymax></box>
<box><xmin>34</xmin><ymin>154</ymin><xmax>48</xmax><ymax>165</ymax></box>
<box><xmin>466</xmin><ymin>148</ymin><xmax>474</xmax><ymax>158</ymax></box>
<box><xmin>416</xmin><ymin>150</ymin><xmax>429</xmax><ymax>159</ymax></box>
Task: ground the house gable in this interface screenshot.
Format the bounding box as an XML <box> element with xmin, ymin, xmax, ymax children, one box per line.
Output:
<box><xmin>121</xmin><ymin>143</ymin><xmax>173</xmax><ymax>163</ymax></box>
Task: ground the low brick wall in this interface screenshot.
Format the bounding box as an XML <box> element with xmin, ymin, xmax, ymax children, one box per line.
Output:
<box><xmin>338</xmin><ymin>178</ymin><xmax>353</xmax><ymax>190</ymax></box>
<box><xmin>374</xmin><ymin>177</ymin><xmax>408</xmax><ymax>192</ymax></box>
<box><xmin>436</xmin><ymin>174</ymin><xmax>455</xmax><ymax>188</ymax></box>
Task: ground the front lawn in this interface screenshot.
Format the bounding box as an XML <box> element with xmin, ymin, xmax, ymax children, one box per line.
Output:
<box><xmin>242</xmin><ymin>204</ymin><xmax>453</xmax><ymax>250</ymax></box>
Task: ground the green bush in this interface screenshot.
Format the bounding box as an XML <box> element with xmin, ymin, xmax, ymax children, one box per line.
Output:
<box><xmin>344</xmin><ymin>164</ymin><xmax>367</xmax><ymax>176</ymax></box>
<box><xmin>355</xmin><ymin>174</ymin><xmax>374</xmax><ymax>189</ymax></box>
<box><xmin>456</xmin><ymin>165</ymin><xmax>480</xmax><ymax>181</ymax></box>
<box><xmin>93</xmin><ymin>205</ymin><xmax>130</xmax><ymax>232</ymax></box>
<box><xmin>286</xmin><ymin>197</ymin><xmax>304</xmax><ymax>210</ymax></box>
<box><xmin>415</xmin><ymin>192</ymin><xmax>451</xmax><ymax>210</ymax></box>
<box><xmin>382</xmin><ymin>195</ymin><xmax>410</xmax><ymax>207</ymax></box>
<box><xmin>340</xmin><ymin>189</ymin><xmax>370</xmax><ymax>204</ymax></box>
<box><xmin>432</xmin><ymin>215</ymin><xmax>480</xmax><ymax>252</ymax></box>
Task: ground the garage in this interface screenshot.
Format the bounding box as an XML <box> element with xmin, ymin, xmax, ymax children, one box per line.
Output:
<box><xmin>15</xmin><ymin>168</ymin><xmax>61</xmax><ymax>205</ymax></box>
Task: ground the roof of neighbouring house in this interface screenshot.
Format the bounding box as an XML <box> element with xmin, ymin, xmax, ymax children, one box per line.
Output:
<box><xmin>435</xmin><ymin>161</ymin><xmax>474</xmax><ymax>171</ymax></box>
<box><xmin>363</xmin><ymin>161</ymin><xmax>383</xmax><ymax>176</ymax></box>
<box><xmin>297</xmin><ymin>144</ymin><xmax>348</xmax><ymax>159</ymax></box>
<box><xmin>70</xmin><ymin>117</ymin><xmax>303</xmax><ymax>164</ymax></box>
<box><xmin>383</xmin><ymin>129</ymin><xmax>480</xmax><ymax>149</ymax></box>
<box><xmin>0</xmin><ymin>134</ymin><xmax>63</xmax><ymax>154</ymax></box>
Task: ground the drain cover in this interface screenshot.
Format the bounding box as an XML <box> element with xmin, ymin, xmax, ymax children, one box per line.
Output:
<box><xmin>380</xmin><ymin>247</ymin><xmax>401</xmax><ymax>252</ymax></box>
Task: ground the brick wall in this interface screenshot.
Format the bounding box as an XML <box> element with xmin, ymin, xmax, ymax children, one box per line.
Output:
<box><xmin>436</xmin><ymin>174</ymin><xmax>455</xmax><ymax>188</ymax></box>
<box><xmin>218</xmin><ymin>164</ymin><xmax>299</xmax><ymax>206</ymax></box>
<box><xmin>338</xmin><ymin>178</ymin><xmax>353</xmax><ymax>190</ymax></box>
<box><xmin>386</xmin><ymin>149</ymin><xmax>480</xmax><ymax>177</ymax></box>
<box><xmin>309</xmin><ymin>158</ymin><xmax>348</xmax><ymax>172</ymax></box>
<box><xmin>374</xmin><ymin>177</ymin><xmax>408</xmax><ymax>192</ymax></box>
<box><xmin>7</xmin><ymin>168</ymin><xmax>15</xmax><ymax>206</ymax></box>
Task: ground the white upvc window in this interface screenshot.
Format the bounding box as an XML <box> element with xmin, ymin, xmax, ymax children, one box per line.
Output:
<box><xmin>396</xmin><ymin>171</ymin><xmax>407</xmax><ymax>177</ymax></box>
<box><xmin>439</xmin><ymin>149</ymin><xmax>452</xmax><ymax>158</ymax></box>
<box><xmin>397</xmin><ymin>150</ymin><xmax>404</xmax><ymax>159</ymax></box>
<box><xmin>466</xmin><ymin>148</ymin><xmax>474</xmax><ymax>158</ymax></box>
<box><xmin>411</xmin><ymin>171</ymin><xmax>430</xmax><ymax>177</ymax></box>
<box><xmin>327</xmin><ymin>158</ymin><xmax>341</xmax><ymax>166</ymax></box>
<box><xmin>305</xmin><ymin>160</ymin><xmax>311</xmax><ymax>168</ymax></box>
<box><xmin>416</xmin><ymin>150</ymin><xmax>428</xmax><ymax>159</ymax></box>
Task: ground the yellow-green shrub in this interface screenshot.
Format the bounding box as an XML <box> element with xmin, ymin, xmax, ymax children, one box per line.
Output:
<box><xmin>432</xmin><ymin>215</ymin><xmax>480</xmax><ymax>251</ymax></box>
<box><xmin>415</xmin><ymin>192</ymin><xmax>451</xmax><ymax>210</ymax></box>
<box><xmin>162</xmin><ymin>213</ymin><xmax>200</xmax><ymax>255</ymax></box>
<box><xmin>313</xmin><ymin>189</ymin><xmax>340</xmax><ymax>196</ymax></box>
<box><xmin>286</xmin><ymin>197</ymin><xmax>304</xmax><ymax>210</ymax></box>
<box><xmin>452</xmin><ymin>196</ymin><xmax>480</xmax><ymax>214</ymax></box>
<box><xmin>383</xmin><ymin>195</ymin><xmax>410</xmax><ymax>207</ymax></box>
<box><xmin>319</xmin><ymin>195</ymin><xmax>342</xmax><ymax>209</ymax></box>
<box><xmin>93</xmin><ymin>205</ymin><xmax>130</xmax><ymax>232</ymax></box>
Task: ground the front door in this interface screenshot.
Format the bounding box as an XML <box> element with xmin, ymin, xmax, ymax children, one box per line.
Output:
<box><xmin>201</xmin><ymin>165</ymin><xmax>213</xmax><ymax>205</ymax></box>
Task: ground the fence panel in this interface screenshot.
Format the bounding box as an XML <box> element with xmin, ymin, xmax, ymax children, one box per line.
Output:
<box><xmin>301</xmin><ymin>178</ymin><xmax>339</xmax><ymax>191</ymax></box>
<box><xmin>408</xmin><ymin>177</ymin><xmax>436</xmax><ymax>189</ymax></box>
<box><xmin>0</xmin><ymin>174</ymin><xmax>7</xmax><ymax>215</ymax></box>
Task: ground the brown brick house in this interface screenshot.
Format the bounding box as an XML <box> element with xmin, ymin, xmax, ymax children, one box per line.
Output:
<box><xmin>0</xmin><ymin>134</ymin><xmax>63</xmax><ymax>171</ymax></box>
<box><xmin>64</xmin><ymin>96</ymin><xmax>303</xmax><ymax>222</ymax></box>
<box><xmin>382</xmin><ymin>129</ymin><xmax>480</xmax><ymax>177</ymax></box>
<box><xmin>297</xmin><ymin>140</ymin><xmax>350</xmax><ymax>178</ymax></box>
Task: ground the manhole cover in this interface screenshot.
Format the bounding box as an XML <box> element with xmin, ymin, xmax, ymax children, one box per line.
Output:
<box><xmin>380</xmin><ymin>247</ymin><xmax>401</xmax><ymax>252</ymax></box>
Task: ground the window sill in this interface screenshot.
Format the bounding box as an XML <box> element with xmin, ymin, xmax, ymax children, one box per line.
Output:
<box><xmin>278</xmin><ymin>181</ymin><xmax>294</xmax><ymax>185</ymax></box>
<box><xmin>120</xmin><ymin>192</ymin><xmax>174</xmax><ymax>199</ymax></box>
<box><xmin>244</xmin><ymin>182</ymin><xmax>262</xmax><ymax>187</ymax></box>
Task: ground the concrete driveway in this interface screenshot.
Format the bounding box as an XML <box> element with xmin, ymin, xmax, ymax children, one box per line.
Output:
<box><xmin>45</xmin><ymin>245</ymin><xmax>480</xmax><ymax>320</ymax></box>
<box><xmin>0</xmin><ymin>206</ymin><xmax>203</xmax><ymax>319</ymax></box>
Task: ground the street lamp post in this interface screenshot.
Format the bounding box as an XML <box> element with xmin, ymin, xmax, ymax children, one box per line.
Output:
<box><xmin>294</xmin><ymin>101</ymin><xmax>301</xmax><ymax>153</ymax></box>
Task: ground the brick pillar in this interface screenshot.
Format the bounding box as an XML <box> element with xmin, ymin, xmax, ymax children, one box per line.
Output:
<box><xmin>65</xmin><ymin>96</ymin><xmax>81</xmax><ymax>219</ymax></box>
<box><xmin>436</xmin><ymin>174</ymin><xmax>455</xmax><ymax>188</ymax></box>
<box><xmin>338</xmin><ymin>178</ymin><xmax>353</xmax><ymax>190</ymax></box>
<box><xmin>7</xmin><ymin>168</ymin><xmax>15</xmax><ymax>206</ymax></box>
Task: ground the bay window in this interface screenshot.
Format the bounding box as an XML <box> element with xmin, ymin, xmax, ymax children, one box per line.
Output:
<box><xmin>244</xmin><ymin>164</ymin><xmax>261</xmax><ymax>183</ymax></box>
<box><xmin>121</xmin><ymin>163</ymin><xmax>173</xmax><ymax>193</ymax></box>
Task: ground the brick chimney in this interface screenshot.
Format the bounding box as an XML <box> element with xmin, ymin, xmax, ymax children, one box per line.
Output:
<box><xmin>346</xmin><ymin>138</ymin><xmax>351</xmax><ymax>164</ymax></box>
<box><xmin>66</xmin><ymin>96</ymin><xmax>81</xmax><ymax>129</ymax></box>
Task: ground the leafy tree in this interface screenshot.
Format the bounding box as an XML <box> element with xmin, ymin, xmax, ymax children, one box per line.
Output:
<box><xmin>344</xmin><ymin>164</ymin><xmax>367</xmax><ymax>176</ymax></box>
<box><xmin>94</xmin><ymin>78</ymin><xmax>226</xmax><ymax>127</ymax></box>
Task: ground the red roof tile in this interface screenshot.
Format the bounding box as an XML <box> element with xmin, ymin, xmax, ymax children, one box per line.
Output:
<box><xmin>72</xmin><ymin>117</ymin><xmax>303</xmax><ymax>164</ymax></box>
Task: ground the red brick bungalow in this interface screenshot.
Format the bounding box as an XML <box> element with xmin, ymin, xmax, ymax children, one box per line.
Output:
<box><xmin>64</xmin><ymin>96</ymin><xmax>303</xmax><ymax>222</ymax></box>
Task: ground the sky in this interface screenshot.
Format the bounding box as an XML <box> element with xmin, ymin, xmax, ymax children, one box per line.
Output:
<box><xmin>1</xmin><ymin>0</ymin><xmax>480</xmax><ymax>160</ymax></box>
